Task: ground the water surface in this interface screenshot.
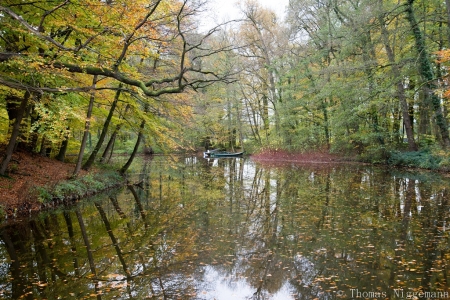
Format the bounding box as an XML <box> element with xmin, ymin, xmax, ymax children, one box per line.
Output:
<box><xmin>0</xmin><ymin>156</ymin><xmax>449</xmax><ymax>299</ymax></box>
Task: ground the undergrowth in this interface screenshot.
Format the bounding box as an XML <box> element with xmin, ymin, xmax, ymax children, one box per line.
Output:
<box><xmin>388</xmin><ymin>148</ymin><xmax>450</xmax><ymax>171</ymax></box>
<box><xmin>32</xmin><ymin>171</ymin><xmax>124</xmax><ymax>203</ymax></box>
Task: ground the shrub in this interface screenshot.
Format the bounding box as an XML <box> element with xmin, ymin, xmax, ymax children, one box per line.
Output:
<box><xmin>32</xmin><ymin>186</ymin><xmax>53</xmax><ymax>203</ymax></box>
<box><xmin>433</xmin><ymin>148</ymin><xmax>450</xmax><ymax>170</ymax></box>
<box><xmin>53</xmin><ymin>181</ymin><xmax>86</xmax><ymax>200</ymax></box>
<box><xmin>80</xmin><ymin>174</ymin><xmax>104</xmax><ymax>193</ymax></box>
<box><xmin>388</xmin><ymin>150</ymin><xmax>441</xmax><ymax>169</ymax></box>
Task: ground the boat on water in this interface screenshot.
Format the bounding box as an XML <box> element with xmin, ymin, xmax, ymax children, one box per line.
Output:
<box><xmin>203</xmin><ymin>150</ymin><xmax>244</xmax><ymax>158</ymax></box>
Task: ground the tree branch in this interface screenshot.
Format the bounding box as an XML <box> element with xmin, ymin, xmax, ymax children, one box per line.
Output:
<box><xmin>0</xmin><ymin>5</ymin><xmax>78</xmax><ymax>52</ymax></box>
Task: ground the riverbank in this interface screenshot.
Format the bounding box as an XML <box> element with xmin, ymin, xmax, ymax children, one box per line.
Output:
<box><xmin>251</xmin><ymin>148</ymin><xmax>450</xmax><ymax>175</ymax></box>
<box><xmin>0</xmin><ymin>149</ymin><xmax>124</xmax><ymax>217</ymax></box>
<box><xmin>250</xmin><ymin>149</ymin><xmax>347</xmax><ymax>166</ymax></box>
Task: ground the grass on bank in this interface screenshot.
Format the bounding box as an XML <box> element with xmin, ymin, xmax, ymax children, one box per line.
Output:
<box><xmin>32</xmin><ymin>171</ymin><xmax>124</xmax><ymax>203</ymax></box>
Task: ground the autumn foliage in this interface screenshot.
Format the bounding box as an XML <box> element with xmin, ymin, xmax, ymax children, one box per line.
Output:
<box><xmin>437</xmin><ymin>49</ymin><xmax>450</xmax><ymax>99</ymax></box>
<box><xmin>0</xmin><ymin>0</ymin><xmax>234</xmax><ymax>177</ymax></box>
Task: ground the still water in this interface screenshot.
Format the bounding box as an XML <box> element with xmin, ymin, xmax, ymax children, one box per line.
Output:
<box><xmin>0</xmin><ymin>156</ymin><xmax>449</xmax><ymax>299</ymax></box>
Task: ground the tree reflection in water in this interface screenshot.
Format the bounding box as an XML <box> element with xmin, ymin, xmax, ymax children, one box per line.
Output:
<box><xmin>0</xmin><ymin>156</ymin><xmax>449</xmax><ymax>299</ymax></box>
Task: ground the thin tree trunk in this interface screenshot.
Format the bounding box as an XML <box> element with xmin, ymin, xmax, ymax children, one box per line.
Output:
<box><xmin>56</xmin><ymin>127</ymin><xmax>70</xmax><ymax>162</ymax></box>
<box><xmin>236</xmin><ymin>98</ymin><xmax>244</xmax><ymax>151</ymax></box>
<box><xmin>83</xmin><ymin>85</ymin><xmax>122</xmax><ymax>170</ymax></box>
<box><xmin>101</xmin><ymin>104</ymin><xmax>129</xmax><ymax>162</ymax></box>
<box><xmin>227</xmin><ymin>98</ymin><xmax>234</xmax><ymax>151</ymax></box>
<box><xmin>74</xmin><ymin>75</ymin><xmax>98</xmax><ymax>176</ymax></box>
<box><xmin>107</xmin><ymin>135</ymin><xmax>116</xmax><ymax>163</ymax></box>
<box><xmin>39</xmin><ymin>136</ymin><xmax>47</xmax><ymax>156</ymax></box>
<box><xmin>243</xmin><ymin>94</ymin><xmax>261</xmax><ymax>145</ymax></box>
<box><xmin>120</xmin><ymin>120</ymin><xmax>145</xmax><ymax>175</ymax></box>
<box><xmin>0</xmin><ymin>92</ymin><xmax>30</xmax><ymax>176</ymax></box>
<box><xmin>405</xmin><ymin>0</ymin><xmax>450</xmax><ymax>147</ymax></box>
<box><xmin>101</xmin><ymin>128</ymin><xmax>118</xmax><ymax>162</ymax></box>
<box><xmin>321</xmin><ymin>100</ymin><xmax>330</xmax><ymax>150</ymax></box>
<box><xmin>262</xmin><ymin>94</ymin><xmax>269</xmax><ymax>141</ymax></box>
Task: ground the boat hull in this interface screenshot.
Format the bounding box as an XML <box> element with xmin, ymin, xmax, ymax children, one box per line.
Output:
<box><xmin>204</xmin><ymin>151</ymin><xmax>244</xmax><ymax>158</ymax></box>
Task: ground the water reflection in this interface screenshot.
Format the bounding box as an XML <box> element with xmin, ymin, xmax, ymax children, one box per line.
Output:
<box><xmin>0</xmin><ymin>156</ymin><xmax>449</xmax><ymax>299</ymax></box>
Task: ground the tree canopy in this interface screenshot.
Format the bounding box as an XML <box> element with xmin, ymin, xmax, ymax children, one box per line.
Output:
<box><xmin>193</xmin><ymin>0</ymin><xmax>450</xmax><ymax>166</ymax></box>
<box><xmin>0</xmin><ymin>0</ymin><xmax>234</xmax><ymax>175</ymax></box>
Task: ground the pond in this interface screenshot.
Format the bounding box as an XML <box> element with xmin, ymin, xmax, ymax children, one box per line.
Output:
<box><xmin>0</xmin><ymin>156</ymin><xmax>449</xmax><ymax>299</ymax></box>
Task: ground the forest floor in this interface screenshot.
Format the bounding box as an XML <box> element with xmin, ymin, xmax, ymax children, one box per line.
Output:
<box><xmin>0</xmin><ymin>148</ymin><xmax>88</xmax><ymax>216</ymax></box>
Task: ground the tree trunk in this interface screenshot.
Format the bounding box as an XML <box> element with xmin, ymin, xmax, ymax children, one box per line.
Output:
<box><xmin>227</xmin><ymin>98</ymin><xmax>234</xmax><ymax>151</ymax></box>
<box><xmin>243</xmin><ymin>93</ymin><xmax>262</xmax><ymax>145</ymax></box>
<box><xmin>83</xmin><ymin>86</ymin><xmax>121</xmax><ymax>170</ymax></box>
<box><xmin>39</xmin><ymin>136</ymin><xmax>47</xmax><ymax>156</ymax></box>
<box><xmin>56</xmin><ymin>128</ymin><xmax>70</xmax><ymax>162</ymax></box>
<box><xmin>236</xmin><ymin>97</ymin><xmax>244</xmax><ymax>151</ymax></box>
<box><xmin>101</xmin><ymin>103</ymin><xmax>129</xmax><ymax>162</ymax></box>
<box><xmin>107</xmin><ymin>134</ymin><xmax>116</xmax><ymax>163</ymax></box>
<box><xmin>262</xmin><ymin>94</ymin><xmax>270</xmax><ymax>141</ymax></box>
<box><xmin>101</xmin><ymin>128</ymin><xmax>118</xmax><ymax>162</ymax></box>
<box><xmin>74</xmin><ymin>75</ymin><xmax>97</xmax><ymax>176</ymax></box>
<box><xmin>0</xmin><ymin>92</ymin><xmax>30</xmax><ymax>176</ymax></box>
<box><xmin>120</xmin><ymin>120</ymin><xmax>145</xmax><ymax>175</ymax></box>
<box><xmin>321</xmin><ymin>100</ymin><xmax>330</xmax><ymax>150</ymax></box>
<box><xmin>405</xmin><ymin>0</ymin><xmax>450</xmax><ymax>147</ymax></box>
<box><xmin>379</xmin><ymin>8</ymin><xmax>418</xmax><ymax>151</ymax></box>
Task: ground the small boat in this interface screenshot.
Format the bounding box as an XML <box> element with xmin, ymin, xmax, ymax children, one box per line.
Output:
<box><xmin>204</xmin><ymin>150</ymin><xmax>244</xmax><ymax>158</ymax></box>
<box><xmin>203</xmin><ymin>149</ymin><xmax>219</xmax><ymax>157</ymax></box>
<box><xmin>212</xmin><ymin>151</ymin><xmax>244</xmax><ymax>157</ymax></box>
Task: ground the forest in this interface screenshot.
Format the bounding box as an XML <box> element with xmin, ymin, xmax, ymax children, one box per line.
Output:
<box><xmin>1</xmin><ymin>0</ymin><xmax>450</xmax><ymax>178</ymax></box>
